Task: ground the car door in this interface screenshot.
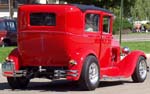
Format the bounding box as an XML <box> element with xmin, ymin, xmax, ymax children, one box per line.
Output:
<box><xmin>84</xmin><ymin>12</ymin><xmax>101</xmax><ymax>58</ymax></box>
<box><xmin>100</xmin><ymin>15</ymin><xmax>113</xmax><ymax>68</ymax></box>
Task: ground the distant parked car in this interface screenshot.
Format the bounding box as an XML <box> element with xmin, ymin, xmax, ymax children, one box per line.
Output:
<box><xmin>0</xmin><ymin>18</ymin><xmax>17</xmax><ymax>47</ymax></box>
<box><xmin>144</xmin><ymin>22</ymin><xmax>150</xmax><ymax>32</ymax></box>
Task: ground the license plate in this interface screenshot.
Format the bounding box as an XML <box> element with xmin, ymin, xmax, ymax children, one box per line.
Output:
<box><xmin>2</xmin><ymin>62</ymin><xmax>15</xmax><ymax>72</ymax></box>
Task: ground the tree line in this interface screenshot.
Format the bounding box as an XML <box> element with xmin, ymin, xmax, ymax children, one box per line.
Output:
<box><xmin>66</xmin><ymin>0</ymin><xmax>150</xmax><ymax>21</ymax></box>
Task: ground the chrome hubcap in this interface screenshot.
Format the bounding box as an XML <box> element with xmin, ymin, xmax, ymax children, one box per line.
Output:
<box><xmin>139</xmin><ymin>60</ymin><xmax>147</xmax><ymax>79</ymax></box>
<box><xmin>89</xmin><ymin>63</ymin><xmax>99</xmax><ymax>84</ymax></box>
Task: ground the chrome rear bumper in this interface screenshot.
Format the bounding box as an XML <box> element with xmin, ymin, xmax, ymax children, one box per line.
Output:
<box><xmin>54</xmin><ymin>70</ymin><xmax>78</xmax><ymax>78</ymax></box>
<box><xmin>2</xmin><ymin>62</ymin><xmax>78</xmax><ymax>79</ymax></box>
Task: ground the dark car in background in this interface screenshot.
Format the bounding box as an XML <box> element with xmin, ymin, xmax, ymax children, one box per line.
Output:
<box><xmin>0</xmin><ymin>18</ymin><xmax>17</xmax><ymax>47</ymax></box>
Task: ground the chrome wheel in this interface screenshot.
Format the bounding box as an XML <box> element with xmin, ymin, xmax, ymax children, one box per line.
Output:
<box><xmin>79</xmin><ymin>56</ymin><xmax>99</xmax><ymax>90</ymax></box>
<box><xmin>132</xmin><ymin>56</ymin><xmax>147</xmax><ymax>82</ymax></box>
<box><xmin>139</xmin><ymin>60</ymin><xmax>147</xmax><ymax>79</ymax></box>
<box><xmin>89</xmin><ymin>62</ymin><xmax>99</xmax><ymax>85</ymax></box>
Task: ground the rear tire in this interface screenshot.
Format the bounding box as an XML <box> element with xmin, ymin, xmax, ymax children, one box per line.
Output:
<box><xmin>79</xmin><ymin>55</ymin><xmax>100</xmax><ymax>90</ymax></box>
<box><xmin>132</xmin><ymin>56</ymin><xmax>147</xmax><ymax>82</ymax></box>
<box><xmin>7</xmin><ymin>77</ymin><xmax>29</xmax><ymax>89</ymax></box>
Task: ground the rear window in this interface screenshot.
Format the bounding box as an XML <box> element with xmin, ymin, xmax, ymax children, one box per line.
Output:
<box><xmin>30</xmin><ymin>13</ymin><xmax>56</xmax><ymax>26</ymax></box>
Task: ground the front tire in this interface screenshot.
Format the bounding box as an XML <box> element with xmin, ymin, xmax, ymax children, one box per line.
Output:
<box><xmin>132</xmin><ymin>56</ymin><xmax>147</xmax><ymax>82</ymax></box>
<box><xmin>79</xmin><ymin>55</ymin><xmax>100</xmax><ymax>90</ymax></box>
<box><xmin>7</xmin><ymin>77</ymin><xmax>30</xmax><ymax>89</ymax></box>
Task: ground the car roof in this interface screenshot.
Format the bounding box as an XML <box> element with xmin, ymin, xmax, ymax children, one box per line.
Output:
<box><xmin>20</xmin><ymin>4</ymin><xmax>113</xmax><ymax>15</ymax></box>
<box><xmin>72</xmin><ymin>4</ymin><xmax>113</xmax><ymax>14</ymax></box>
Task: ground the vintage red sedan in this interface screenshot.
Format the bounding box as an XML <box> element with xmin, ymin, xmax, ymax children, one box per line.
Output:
<box><xmin>2</xmin><ymin>4</ymin><xmax>149</xmax><ymax>90</ymax></box>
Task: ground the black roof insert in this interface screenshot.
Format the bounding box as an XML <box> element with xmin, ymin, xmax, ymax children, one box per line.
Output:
<box><xmin>72</xmin><ymin>4</ymin><xmax>113</xmax><ymax>14</ymax></box>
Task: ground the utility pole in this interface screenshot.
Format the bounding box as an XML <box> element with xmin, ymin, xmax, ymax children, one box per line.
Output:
<box><xmin>119</xmin><ymin>0</ymin><xmax>124</xmax><ymax>45</ymax></box>
<box><xmin>9</xmin><ymin>0</ymin><xmax>14</xmax><ymax>19</ymax></box>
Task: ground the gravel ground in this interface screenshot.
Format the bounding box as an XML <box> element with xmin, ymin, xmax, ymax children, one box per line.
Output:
<box><xmin>114</xmin><ymin>33</ymin><xmax>150</xmax><ymax>42</ymax></box>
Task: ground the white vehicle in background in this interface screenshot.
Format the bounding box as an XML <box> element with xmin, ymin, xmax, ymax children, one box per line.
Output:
<box><xmin>133</xmin><ymin>20</ymin><xmax>150</xmax><ymax>32</ymax></box>
<box><xmin>134</xmin><ymin>20</ymin><xmax>149</xmax><ymax>25</ymax></box>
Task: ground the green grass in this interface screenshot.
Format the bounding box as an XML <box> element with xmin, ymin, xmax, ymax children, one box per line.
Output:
<box><xmin>0</xmin><ymin>47</ymin><xmax>16</xmax><ymax>63</ymax></box>
<box><xmin>122</xmin><ymin>41</ymin><xmax>150</xmax><ymax>53</ymax></box>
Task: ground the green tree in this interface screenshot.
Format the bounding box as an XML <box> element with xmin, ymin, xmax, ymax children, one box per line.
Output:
<box><xmin>65</xmin><ymin>0</ymin><xmax>135</xmax><ymax>17</ymax></box>
<box><xmin>131</xmin><ymin>0</ymin><xmax>150</xmax><ymax>20</ymax></box>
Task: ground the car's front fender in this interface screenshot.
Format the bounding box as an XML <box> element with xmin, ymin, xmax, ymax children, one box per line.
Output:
<box><xmin>117</xmin><ymin>50</ymin><xmax>147</xmax><ymax>77</ymax></box>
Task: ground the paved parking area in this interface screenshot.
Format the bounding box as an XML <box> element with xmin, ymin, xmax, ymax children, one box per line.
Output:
<box><xmin>0</xmin><ymin>58</ymin><xmax>149</xmax><ymax>94</ymax></box>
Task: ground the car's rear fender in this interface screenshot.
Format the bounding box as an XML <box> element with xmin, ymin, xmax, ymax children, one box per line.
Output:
<box><xmin>6</xmin><ymin>48</ymin><xmax>21</xmax><ymax>70</ymax></box>
<box><xmin>67</xmin><ymin>48</ymin><xmax>98</xmax><ymax>81</ymax></box>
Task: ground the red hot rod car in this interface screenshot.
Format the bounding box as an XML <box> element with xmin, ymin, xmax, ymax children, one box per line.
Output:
<box><xmin>2</xmin><ymin>4</ymin><xmax>149</xmax><ymax>90</ymax></box>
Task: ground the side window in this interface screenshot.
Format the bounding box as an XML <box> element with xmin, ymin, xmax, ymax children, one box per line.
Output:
<box><xmin>85</xmin><ymin>13</ymin><xmax>99</xmax><ymax>32</ymax></box>
<box><xmin>103</xmin><ymin>16</ymin><xmax>111</xmax><ymax>33</ymax></box>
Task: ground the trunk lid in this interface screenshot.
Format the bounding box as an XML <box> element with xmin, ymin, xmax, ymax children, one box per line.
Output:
<box><xmin>18</xmin><ymin>30</ymin><xmax>69</xmax><ymax>67</ymax></box>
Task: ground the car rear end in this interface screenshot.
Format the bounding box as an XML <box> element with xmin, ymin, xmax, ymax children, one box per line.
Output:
<box><xmin>1</xmin><ymin>6</ymin><xmax>85</xmax><ymax>91</ymax></box>
<box><xmin>2</xmin><ymin>5</ymin><xmax>79</xmax><ymax>80</ymax></box>
<box><xmin>18</xmin><ymin>5</ymin><xmax>70</xmax><ymax>67</ymax></box>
